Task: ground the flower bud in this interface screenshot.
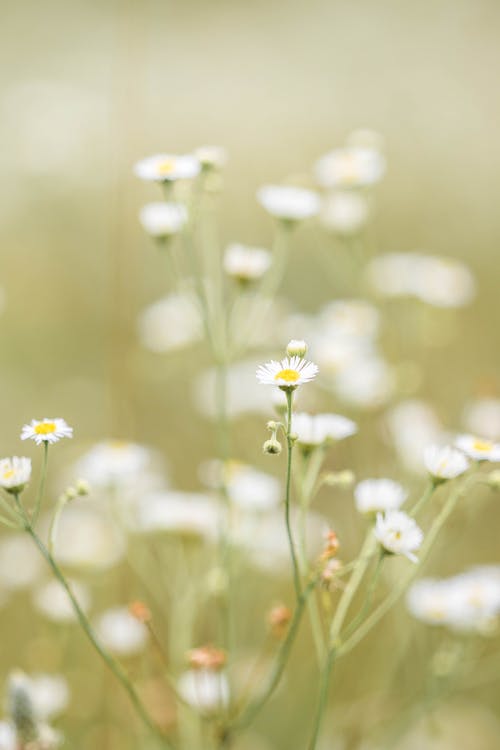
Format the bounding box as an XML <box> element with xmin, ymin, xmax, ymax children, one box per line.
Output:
<box><xmin>487</xmin><ymin>470</ymin><xmax>500</xmax><ymax>490</ymax></box>
<box><xmin>75</xmin><ymin>478</ymin><xmax>91</xmax><ymax>496</ymax></box>
<box><xmin>286</xmin><ymin>339</ymin><xmax>308</xmax><ymax>358</ymax></box>
<box><xmin>267</xmin><ymin>604</ymin><xmax>292</xmax><ymax>638</ymax></box>
<box><xmin>263</xmin><ymin>438</ymin><xmax>282</xmax><ymax>455</ymax></box>
<box><xmin>266</xmin><ymin>421</ymin><xmax>279</xmax><ymax>432</ymax></box>
<box><xmin>187</xmin><ymin>645</ymin><xmax>227</xmax><ymax>671</ymax></box>
<box><xmin>322</xmin><ymin>470</ymin><xmax>355</xmax><ymax>488</ymax></box>
<box><xmin>129</xmin><ymin>600</ymin><xmax>152</xmax><ymax>624</ymax></box>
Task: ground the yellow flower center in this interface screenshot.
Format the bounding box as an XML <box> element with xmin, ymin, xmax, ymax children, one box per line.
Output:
<box><xmin>274</xmin><ymin>369</ymin><xmax>300</xmax><ymax>383</ymax></box>
<box><xmin>472</xmin><ymin>439</ymin><xmax>493</xmax><ymax>452</ymax></box>
<box><xmin>157</xmin><ymin>159</ymin><xmax>176</xmax><ymax>176</ymax></box>
<box><xmin>3</xmin><ymin>469</ymin><xmax>15</xmax><ymax>480</ymax></box>
<box><xmin>34</xmin><ymin>422</ymin><xmax>57</xmax><ymax>435</ymax></box>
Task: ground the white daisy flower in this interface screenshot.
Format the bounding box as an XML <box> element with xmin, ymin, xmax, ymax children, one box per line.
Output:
<box><xmin>455</xmin><ymin>434</ymin><xmax>500</xmax><ymax>462</ymax></box>
<box><xmin>256</xmin><ymin>185</ymin><xmax>320</xmax><ymax>221</ymax></box>
<box><xmin>424</xmin><ymin>445</ymin><xmax>470</xmax><ymax>482</ymax></box>
<box><xmin>314</xmin><ymin>146</ymin><xmax>385</xmax><ymax>189</ymax></box>
<box><xmin>73</xmin><ymin>441</ymin><xmax>158</xmax><ymax>489</ymax></box>
<box><xmin>0</xmin><ymin>457</ymin><xmax>31</xmax><ymax>493</ymax></box>
<box><xmin>178</xmin><ymin>670</ymin><xmax>229</xmax><ymax>713</ymax></box>
<box><xmin>133</xmin><ymin>153</ymin><xmax>201</xmax><ymax>182</ymax></box>
<box><xmin>223</xmin><ymin>243</ymin><xmax>271</xmax><ymax>283</ymax></box>
<box><xmin>138</xmin><ymin>292</ymin><xmax>201</xmax><ymax>354</ymax></box>
<box><xmin>133</xmin><ymin>491</ymin><xmax>220</xmax><ymax>540</ymax></box>
<box><xmin>225</xmin><ymin>464</ymin><xmax>281</xmax><ymax>512</ymax></box>
<box><xmin>21</xmin><ymin>419</ymin><xmax>73</xmax><ymax>446</ymax></box>
<box><xmin>320</xmin><ymin>190</ymin><xmax>369</xmax><ymax>234</ymax></box>
<box><xmin>406</xmin><ymin>578</ymin><xmax>456</xmax><ymax>626</ymax></box>
<box><xmin>355</xmin><ymin>479</ymin><xmax>407</xmax><ymax>515</ymax></box>
<box><xmin>256</xmin><ymin>355</ymin><xmax>319</xmax><ymax>389</ymax></box>
<box><xmin>94</xmin><ymin>607</ymin><xmax>148</xmax><ymax>656</ymax></box>
<box><xmin>293</xmin><ymin>413</ymin><xmax>357</xmax><ymax>449</ymax></box>
<box><xmin>26</xmin><ymin>674</ymin><xmax>70</xmax><ymax>720</ymax></box>
<box><xmin>139</xmin><ymin>202</ymin><xmax>188</xmax><ymax>238</ymax></box>
<box><xmin>374</xmin><ymin>510</ymin><xmax>423</xmax><ymax>563</ymax></box>
<box><xmin>195</xmin><ymin>145</ymin><xmax>227</xmax><ymax>169</ymax></box>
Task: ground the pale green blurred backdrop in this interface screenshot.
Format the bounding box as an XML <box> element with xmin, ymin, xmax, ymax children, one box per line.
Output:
<box><xmin>1</xmin><ymin>0</ymin><xmax>500</xmax><ymax>746</ymax></box>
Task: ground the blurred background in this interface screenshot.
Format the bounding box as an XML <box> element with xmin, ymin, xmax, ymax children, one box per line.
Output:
<box><xmin>1</xmin><ymin>0</ymin><xmax>500</xmax><ymax>748</ymax></box>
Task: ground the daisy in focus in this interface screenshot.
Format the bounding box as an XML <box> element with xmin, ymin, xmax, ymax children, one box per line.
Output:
<box><xmin>133</xmin><ymin>153</ymin><xmax>200</xmax><ymax>182</ymax></box>
<box><xmin>21</xmin><ymin>419</ymin><xmax>73</xmax><ymax>446</ymax></box>
<box><xmin>455</xmin><ymin>434</ymin><xmax>500</xmax><ymax>462</ymax></box>
<box><xmin>0</xmin><ymin>457</ymin><xmax>31</xmax><ymax>493</ymax></box>
<box><xmin>374</xmin><ymin>510</ymin><xmax>423</xmax><ymax>563</ymax></box>
<box><xmin>256</xmin><ymin>355</ymin><xmax>318</xmax><ymax>390</ymax></box>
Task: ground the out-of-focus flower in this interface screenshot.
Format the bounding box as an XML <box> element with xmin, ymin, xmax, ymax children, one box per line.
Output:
<box><xmin>73</xmin><ymin>441</ymin><xmax>160</xmax><ymax>490</ymax></box>
<box><xmin>0</xmin><ymin>536</ymin><xmax>43</xmax><ymax>590</ymax></box>
<box><xmin>0</xmin><ymin>721</ymin><xmax>16</xmax><ymax>750</ymax></box>
<box><xmin>94</xmin><ymin>607</ymin><xmax>148</xmax><ymax>656</ymax></box>
<box><xmin>462</xmin><ymin>397</ymin><xmax>500</xmax><ymax>441</ymax></box>
<box><xmin>256</xmin><ymin>185</ymin><xmax>320</xmax><ymax>221</ymax></box>
<box><xmin>455</xmin><ymin>434</ymin><xmax>500</xmax><ymax>462</ymax></box>
<box><xmin>139</xmin><ymin>202</ymin><xmax>188</xmax><ymax>238</ymax></box>
<box><xmin>354</xmin><ymin>479</ymin><xmax>407</xmax><ymax>515</ymax></box>
<box><xmin>320</xmin><ymin>191</ymin><xmax>369</xmax><ymax>234</ymax></box>
<box><xmin>223</xmin><ymin>244</ymin><xmax>271</xmax><ymax>283</ymax></box>
<box><xmin>138</xmin><ymin>292</ymin><xmax>201</xmax><ymax>353</ymax></box>
<box><xmin>224</xmin><ymin>464</ymin><xmax>281</xmax><ymax>512</ymax></box>
<box><xmin>133</xmin><ymin>153</ymin><xmax>200</xmax><ymax>182</ymax></box>
<box><xmin>386</xmin><ymin>400</ymin><xmax>445</xmax><ymax>475</ymax></box>
<box><xmin>50</xmin><ymin>506</ymin><xmax>126</xmax><ymax>571</ymax></box>
<box><xmin>424</xmin><ymin>445</ymin><xmax>470</xmax><ymax>482</ymax></box>
<box><xmin>21</xmin><ymin>419</ymin><xmax>73</xmax><ymax>446</ymax></box>
<box><xmin>33</xmin><ymin>579</ymin><xmax>90</xmax><ymax>624</ymax></box>
<box><xmin>195</xmin><ymin>145</ymin><xmax>227</xmax><ymax>170</ymax></box>
<box><xmin>334</xmin><ymin>354</ymin><xmax>395</xmax><ymax>409</ymax></box>
<box><xmin>133</xmin><ymin>491</ymin><xmax>220</xmax><ymax>540</ymax></box>
<box><xmin>26</xmin><ymin>675</ymin><xmax>69</xmax><ymax>721</ymax></box>
<box><xmin>366</xmin><ymin>253</ymin><xmax>475</xmax><ymax>308</ymax></box>
<box><xmin>408</xmin><ymin>567</ymin><xmax>500</xmax><ymax>633</ymax></box>
<box><xmin>374</xmin><ymin>510</ymin><xmax>423</xmax><ymax>562</ymax></box>
<box><xmin>177</xmin><ymin>670</ymin><xmax>229</xmax><ymax>713</ymax></box>
<box><xmin>314</xmin><ymin>147</ymin><xmax>385</xmax><ymax>189</ymax></box>
<box><xmin>292</xmin><ymin>413</ymin><xmax>357</xmax><ymax>449</ymax></box>
<box><xmin>0</xmin><ymin>457</ymin><xmax>31</xmax><ymax>494</ymax></box>
<box><xmin>256</xmin><ymin>355</ymin><xmax>318</xmax><ymax>389</ymax></box>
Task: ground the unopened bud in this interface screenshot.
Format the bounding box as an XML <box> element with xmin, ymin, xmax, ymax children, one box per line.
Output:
<box><xmin>75</xmin><ymin>478</ymin><xmax>91</xmax><ymax>496</ymax></box>
<box><xmin>322</xmin><ymin>470</ymin><xmax>355</xmax><ymax>488</ymax></box>
<box><xmin>65</xmin><ymin>486</ymin><xmax>78</xmax><ymax>501</ymax></box>
<box><xmin>321</xmin><ymin>530</ymin><xmax>340</xmax><ymax>561</ymax></box>
<box><xmin>487</xmin><ymin>470</ymin><xmax>500</xmax><ymax>490</ymax></box>
<box><xmin>268</xmin><ymin>604</ymin><xmax>292</xmax><ymax>638</ymax></box>
<box><xmin>266</xmin><ymin>421</ymin><xmax>278</xmax><ymax>432</ymax></box>
<box><xmin>286</xmin><ymin>339</ymin><xmax>307</xmax><ymax>358</ymax></box>
<box><xmin>263</xmin><ymin>438</ymin><xmax>282</xmax><ymax>455</ymax></box>
<box><xmin>187</xmin><ymin>645</ymin><xmax>227</xmax><ymax>671</ymax></box>
<box><xmin>129</xmin><ymin>600</ymin><xmax>152</xmax><ymax>623</ymax></box>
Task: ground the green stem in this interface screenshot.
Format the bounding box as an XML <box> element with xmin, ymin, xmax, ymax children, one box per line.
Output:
<box><xmin>230</xmin><ymin>577</ymin><xmax>317</xmax><ymax>730</ymax></box>
<box><xmin>410</xmin><ymin>481</ymin><xmax>436</xmax><ymax>518</ymax></box>
<box><xmin>307</xmin><ymin>648</ymin><xmax>336</xmax><ymax>750</ymax></box>
<box><xmin>25</xmin><ymin>524</ymin><xmax>173</xmax><ymax>748</ymax></box>
<box><xmin>338</xmin><ymin>475</ymin><xmax>479</xmax><ymax>658</ymax></box>
<box><xmin>31</xmin><ymin>442</ymin><xmax>48</xmax><ymax>527</ymax></box>
<box><xmin>285</xmin><ymin>390</ymin><xmax>301</xmax><ymax>600</ymax></box>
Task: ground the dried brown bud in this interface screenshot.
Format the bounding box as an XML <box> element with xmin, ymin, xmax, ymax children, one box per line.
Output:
<box><xmin>187</xmin><ymin>645</ymin><xmax>227</xmax><ymax>671</ymax></box>
<box><xmin>321</xmin><ymin>559</ymin><xmax>342</xmax><ymax>590</ymax></box>
<box><xmin>268</xmin><ymin>604</ymin><xmax>292</xmax><ymax>638</ymax></box>
<box><xmin>320</xmin><ymin>530</ymin><xmax>340</xmax><ymax>561</ymax></box>
<box><xmin>129</xmin><ymin>600</ymin><xmax>152</xmax><ymax>623</ymax></box>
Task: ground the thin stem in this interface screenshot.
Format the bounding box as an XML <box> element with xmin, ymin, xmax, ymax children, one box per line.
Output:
<box><xmin>409</xmin><ymin>481</ymin><xmax>436</xmax><ymax>518</ymax></box>
<box><xmin>341</xmin><ymin>550</ymin><xmax>384</xmax><ymax>641</ymax></box>
<box><xmin>25</xmin><ymin>523</ymin><xmax>173</xmax><ymax>748</ymax></box>
<box><xmin>339</xmin><ymin>475</ymin><xmax>479</xmax><ymax>657</ymax></box>
<box><xmin>285</xmin><ymin>389</ymin><xmax>301</xmax><ymax>599</ymax></box>
<box><xmin>31</xmin><ymin>442</ymin><xmax>48</xmax><ymax>527</ymax></box>
<box><xmin>230</xmin><ymin>577</ymin><xmax>317</xmax><ymax>730</ymax></box>
<box><xmin>307</xmin><ymin>648</ymin><xmax>336</xmax><ymax>750</ymax></box>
